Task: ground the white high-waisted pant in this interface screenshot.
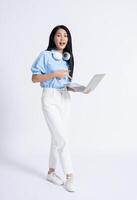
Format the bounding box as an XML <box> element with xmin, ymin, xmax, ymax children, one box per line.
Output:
<box><xmin>41</xmin><ymin>88</ymin><xmax>73</xmax><ymax>174</ymax></box>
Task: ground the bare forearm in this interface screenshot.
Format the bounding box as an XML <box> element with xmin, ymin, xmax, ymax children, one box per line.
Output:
<box><xmin>32</xmin><ymin>73</ymin><xmax>55</xmax><ymax>83</ymax></box>
<box><xmin>32</xmin><ymin>70</ymin><xmax>69</xmax><ymax>83</ymax></box>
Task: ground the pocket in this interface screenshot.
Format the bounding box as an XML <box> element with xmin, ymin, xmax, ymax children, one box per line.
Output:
<box><xmin>66</xmin><ymin>91</ymin><xmax>71</xmax><ymax>100</ymax></box>
<box><xmin>41</xmin><ymin>89</ymin><xmax>56</xmax><ymax>108</ymax></box>
<box><xmin>63</xmin><ymin>91</ymin><xmax>71</xmax><ymax>102</ymax></box>
<box><xmin>41</xmin><ymin>89</ymin><xmax>50</xmax><ymax>107</ymax></box>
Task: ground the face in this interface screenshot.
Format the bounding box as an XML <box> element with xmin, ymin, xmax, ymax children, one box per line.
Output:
<box><xmin>53</xmin><ymin>28</ymin><xmax>68</xmax><ymax>52</ymax></box>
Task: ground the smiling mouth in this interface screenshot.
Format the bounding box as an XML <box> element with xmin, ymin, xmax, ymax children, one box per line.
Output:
<box><xmin>59</xmin><ymin>42</ymin><xmax>66</xmax><ymax>46</ymax></box>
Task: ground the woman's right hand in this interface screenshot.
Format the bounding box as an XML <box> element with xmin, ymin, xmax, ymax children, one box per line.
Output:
<box><xmin>54</xmin><ymin>70</ymin><xmax>69</xmax><ymax>79</ymax></box>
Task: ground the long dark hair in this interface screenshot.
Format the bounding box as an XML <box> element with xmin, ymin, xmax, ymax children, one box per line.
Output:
<box><xmin>46</xmin><ymin>25</ymin><xmax>74</xmax><ymax>79</ymax></box>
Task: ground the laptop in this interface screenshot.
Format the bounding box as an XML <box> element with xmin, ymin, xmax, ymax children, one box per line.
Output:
<box><xmin>66</xmin><ymin>74</ymin><xmax>105</xmax><ymax>93</ymax></box>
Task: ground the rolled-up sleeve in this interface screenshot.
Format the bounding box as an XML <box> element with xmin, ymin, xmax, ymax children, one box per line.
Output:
<box><xmin>31</xmin><ymin>51</ymin><xmax>48</xmax><ymax>74</ymax></box>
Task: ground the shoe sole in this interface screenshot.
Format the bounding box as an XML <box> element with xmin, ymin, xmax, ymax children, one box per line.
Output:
<box><xmin>63</xmin><ymin>185</ymin><xmax>75</xmax><ymax>192</ymax></box>
<box><xmin>46</xmin><ymin>178</ymin><xmax>64</xmax><ymax>186</ymax></box>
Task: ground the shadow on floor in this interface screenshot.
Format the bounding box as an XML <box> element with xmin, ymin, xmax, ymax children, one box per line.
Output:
<box><xmin>0</xmin><ymin>154</ymin><xmax>46</xmax><ymax>180</ymax></box>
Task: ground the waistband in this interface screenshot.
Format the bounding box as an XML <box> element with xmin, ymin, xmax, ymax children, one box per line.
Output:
<box><xmin>43</xmin><ymin>87</ymin><xmax>68</xmax><ymax>91</ymax></box>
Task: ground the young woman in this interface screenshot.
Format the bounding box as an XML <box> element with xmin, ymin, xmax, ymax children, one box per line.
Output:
<box><xmin>31</xmin><ymin>25</ymin><xmax>75</xmax><ymax>192</ymax></box>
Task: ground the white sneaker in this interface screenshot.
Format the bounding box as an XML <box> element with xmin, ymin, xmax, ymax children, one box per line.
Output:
<box><xmin>46</xmin><ymin>172</ymin><xmax>64</xmax><ymax>185</ymax></box>
<box><xmin>64</xmin><ymin>176</ymin><xmax>76</xmax><ymax>192</ymax></box>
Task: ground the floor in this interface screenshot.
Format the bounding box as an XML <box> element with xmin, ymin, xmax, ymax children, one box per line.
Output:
<box><xmin>0</xmin><ymin>153</ymin><xmax>137</xmax><ymax>200</ymax></box>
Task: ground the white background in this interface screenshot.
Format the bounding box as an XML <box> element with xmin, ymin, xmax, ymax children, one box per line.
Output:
<box><xmin>0</xmin><ymin>0</ymin><xmax>137</xmax><ymax>199</ymax></box>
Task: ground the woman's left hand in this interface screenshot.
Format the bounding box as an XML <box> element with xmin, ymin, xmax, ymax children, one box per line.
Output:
<box><xmin>67</xmin><ymin>87</ymin><xmax>75</xmax><ymax>92</ymax></box>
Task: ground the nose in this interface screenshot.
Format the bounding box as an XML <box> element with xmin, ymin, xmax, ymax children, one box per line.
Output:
<box><xmin>60</xmin><ymin>35</ymin><xmax>65</xmax><ymax>40</ymax></box>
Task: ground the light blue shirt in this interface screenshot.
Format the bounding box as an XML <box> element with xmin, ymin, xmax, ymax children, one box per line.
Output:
<box><xmin>31</xmin><ymin>50</ymin><xmax>71</xmax><ymax>88</ymax></box>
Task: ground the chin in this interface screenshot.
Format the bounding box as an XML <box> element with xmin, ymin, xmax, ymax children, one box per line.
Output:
<box><xmin>58</xmin><ymin>45</ymin><xmax>66</xmax><ymax>50</ymax></box>
<box><xmin>58</xmin><ymin>47</ymin><xmax>65</xmax><ymax>51</ymax></box>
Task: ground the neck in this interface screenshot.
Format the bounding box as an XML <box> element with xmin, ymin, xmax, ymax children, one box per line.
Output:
<box><xmin>57</xmin><ymin>49</ymin><xmax>63</xmax><ymax>54</ymax></box>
